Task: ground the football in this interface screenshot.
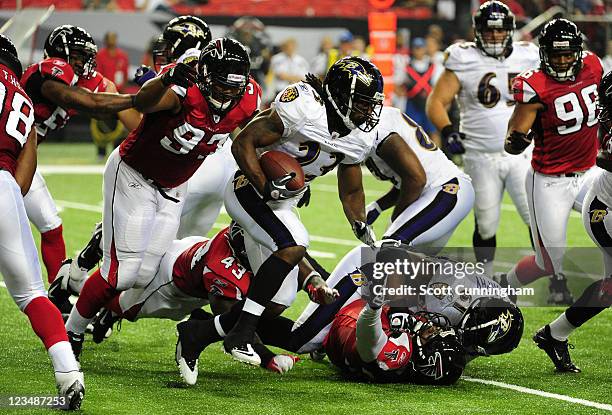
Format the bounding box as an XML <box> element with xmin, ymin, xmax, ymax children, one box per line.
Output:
<box><xmin>259</xmin><ymin>150</ymin><xmax>305</xmax><ymax>191</ymax></box>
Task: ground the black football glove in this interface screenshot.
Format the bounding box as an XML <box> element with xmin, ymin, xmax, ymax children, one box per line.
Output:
<box><xmin>161</xmin><ymin>63</ymin><xmax>197</xmax><ymax>89</ymax></box>
<box><xmin>352</xmin><ymin>220</ymin><xmax>376</xmax><ymax>247</ymax></box>
<box><xmin>505</xmin><ymin>130</ymin><xmax>533</xmax><ymax>155</ymax></box>
<box><xmin>263</xmin><ymin>174</ymin><xmax>307</xmax><ymax>201</ymax></box>
<box><xmin>297</xmin><ymin>186</ymin><xmax>311</xmax><ymax>208</ymax></box>
<box><xmin>133</xmin><ymin>65</ymin><xmax>156</xmax><ymax>86</ymax></box>
<box><xmin>441</xmin><ymin>125</ymin><xmax>466</xmax><ymax>155</ymax></box>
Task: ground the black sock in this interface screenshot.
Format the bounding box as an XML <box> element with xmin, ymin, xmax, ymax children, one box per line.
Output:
<box><xmin>218</xmin><ymin>300</ymin><xmax>246</xmax><ymax>334</ymax></box>
<box><xmin>255</xmin><ymin>316</ymin><xmax>297</xmax><ymax>352</ymax></box>
<box><xmin>304</xmin><ymin>251</ymin><xmax>330</xmax><ymax>280</ymax></box>
<box><xmin>565</xmin><ymin>278</ymin><xmax>612</xmax><ymax>327</ymax></box>
<box><xmin>247</xmin><ymin>254</ymin><xmax>296</xmax><ymax>309</ymax></box>
<box><xmin>473</xmin><ymin>224</ymin><xmax>496</xmax><ymax>264</ymax></box>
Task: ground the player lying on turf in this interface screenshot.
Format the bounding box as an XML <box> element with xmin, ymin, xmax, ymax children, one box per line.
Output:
<box><xmin>533</xmin><ymin>71</ymin><xmax>612</xmax><ymax>373</ymax></box>
<box><xmin>176</xmin><ymin>255</ymin><xmax>466</xmax><ymax>385</ymax></box>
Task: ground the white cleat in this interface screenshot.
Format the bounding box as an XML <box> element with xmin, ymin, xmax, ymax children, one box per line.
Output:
<box><xmin>175</xmin><ymin>339</ymin><xmax>198</xmax><ymax>386</ymax></box>
<box><xmin>266</xmin><ymin>355</ymin><xmax>299</xmax><ymax>374</ymax></box>
<box><xmin>55</xmin><ymin>370</ymin><xmax>85</xmax><ymax>410</ymax></box>
<box><xmin>229</xmin><ymin>343</ymin><xmax>261</xmax><ymax>366</ymax></box>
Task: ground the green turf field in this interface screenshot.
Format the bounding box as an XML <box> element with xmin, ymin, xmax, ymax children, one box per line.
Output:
<box><xmin>0</xmin><ymin>143</ymin><xmax>610</xmax><ymax>414</ymax></box>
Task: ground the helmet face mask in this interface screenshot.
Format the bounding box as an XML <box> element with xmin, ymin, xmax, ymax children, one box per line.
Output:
<box><xmin>459</xmin><ymin>297</ymin><xmax>524</xmax><ymax>356</ymax></box>
<box><xmin>538</xmin><ymin>18</ymin><xmax>583</xmax><ymax>82</ymax></box>
<box><xmin>152</xmin><ymin>36</ymin><xmax>171</xmax><ymax>72</ymax></box>
<box><xmin>412</xmin><ymin>326</ymin><xmax>465</xmax><ymax>385</ymax></box>
<box><xmin>473</xmin><ymin>0</ymin><xmax>515</xmax><ymax>58</ymax></box>
<box><xmin>324</xmin><ymin>57</ymin><xmax>385</xmax><ymax>133</ymax></box>
<box><xmin>598</xmin><ymin>72</ymin><xmax>612</xmax><ymax>136</ymax></box>
<box><xmin>197</xmin><ymin>38</ymin><xmax>250</xmax><ymax>115</ymax></box>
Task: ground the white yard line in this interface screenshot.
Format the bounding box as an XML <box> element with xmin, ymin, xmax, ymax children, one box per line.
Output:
<box><xmin>463</xmin><ymin>377</ymin><xmax>612</xmax><ymax>412</ymax></box>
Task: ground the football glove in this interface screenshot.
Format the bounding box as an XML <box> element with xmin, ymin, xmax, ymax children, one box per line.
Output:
<box><xmin>361</xmin><ymin>270</ymin><xmax>387</xmax><ymax>309</ymax></box>
<box><xmin>161</xmin><ymin>62</ymin><xmax>197</xmax><ymax>89</ymax></box>
<box><xmin>441</xmin><ymin>125</ymin><xmax>465</xmax><ymax>155</ymax></box>
<box><xmin>352</xmin><ymin>220</ymin><xmax>376</xmax><ymax>247</ymax></box>
<box><xmin>133</xmin><ymin>65</ymin><xmax>156</xmax><ymax>86</ymax></box>
<box><xmin>297</xmin><ymin>186</ymin><xmax>311</xmax><ymax>208</ymax></box>
<box><xmin>365</xmin><ymin>201</ymin><xmax>382</xmax><ymax>225</ymax></box>
<box><xmin>505</xmin><ymin>130</ymin><xmax>533</xmax><ymax>155</ymax></box>
<box><xmin>263</xmin><ymin>174</ymin><xmax>306</xmax><ymax>201</ymax></box>
<box><xmin>303</xmin><ymin>272</ymin><xmax>339</xmax><ymax>305</ymax></box>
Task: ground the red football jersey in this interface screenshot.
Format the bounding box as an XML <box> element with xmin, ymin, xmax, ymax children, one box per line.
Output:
<box><xmin>172</xmin><ymin>227</ymin><xmax>252</xmax><ymax>300</ymax></box>
<box><xmin>62</xmin><ymin>71</ymin><xmax>111</xmax><ymax>119</ymax></box>
<box><xmin>0</xmin><ymin>64</ymin><xmax>35</xmax><ymax>175</ymax></box>
<box><xmin>323</xmin><ymin>299</ymin><xmax>412</xmax><ymax>375</ymax></box>
<box><xmin>512</xmin><ymin>51</ymin><xmax>603</xmax><ymax>175</ymax></box>
<box><xmin>120</xmin><ymin>68</ymin><xmax>261</xmax><ymax>188</ymax></box>
<box><xmin>21</xmin><ymin>58</ymin><xmax>77</xmax><ymax>140</ymax></box>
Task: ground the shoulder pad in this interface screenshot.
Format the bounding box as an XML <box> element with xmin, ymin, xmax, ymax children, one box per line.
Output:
<box><xmin>237</xmin><ymin>77</ymin><xmax>262</xmax><ymax>114</ymax></box>
<box><xmin>273</xmin><ymin>82</ymin><xmax>323</xmax><ymax>137</ymax></box>
<box><xmin>583</xmin><ymin>51</ymin><xmax>604</xmax><ymax>77</ymax></box>
<box><xmin>512</xmin><ymin>69</ymin><xmax>542</xmax><ymax>104</ymax></box>
<box><xmin>444</xmin><ymin>42</ymin><xmax>478</xmax><ymax>72</ymax></box>
<box><xmin>39</xmin><ymin>58</ymin><xmax>76</xmax><ymax>85</ymax></box>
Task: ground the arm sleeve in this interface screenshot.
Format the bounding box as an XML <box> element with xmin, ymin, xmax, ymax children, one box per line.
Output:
<box><xmin>355</xmin><ymin>304</ymin><xmax>388</xmax><ymax>363</ymax></box>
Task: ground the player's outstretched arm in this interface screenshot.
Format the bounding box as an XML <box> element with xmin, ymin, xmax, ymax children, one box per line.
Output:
<box><xmin>103</xmin><ymin>78</ymin><xmax>142</xmax><ymax>131</ymax></box>
<box><xmin>355</xmin><ymin>306</ymin><xmax>388</xmax><ymax>363</ymax></box>
<box><xmin>14</xmin><ymin>129</ymin><xmax>37</xmax><ymax>195</ymax></box>
<box><xmin>41</xmin><ymin>79</ymin><xmax>134</xmax><ymax>114</ymax></box>
<box><xmin>426</xmin><ymin>69</ymin><xmax>460</xmax><ymax>131</ymax></box>
<box><xmin>132</xmin><ymin>75</ymin><xmax>183</xmax><ymax>114</ymax></box>
<box><xmin>231</xmin><ymin>108</ymin><xmax>285</xmax><ymax>194</ymax></box>
<box><xmin>377</xmin><ymin>133</ymin><xmax>426</xmax><ymax>221</ymax></box>
<box><xmin>504</xmin><ymin>102</ymin><xmax>541</xmax><ymax>154</ymax></box>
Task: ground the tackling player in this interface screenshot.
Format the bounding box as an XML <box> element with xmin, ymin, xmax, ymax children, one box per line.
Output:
<box><xmin>0</xmin><ymin>35</ymin><xmax>84</xmax><ymax>410</ymax></box>
<box><xmin>64</xmin><ymin>38</ymin><xmax>260</xmax><ymax>361</ymax></box>
<box><xmin>426</xmin><ymin>1</ymin><xmax>540</xmax><ymax>275</ymax></box>
<box><xmin>504</xmin><ymin>18</ymin><xmax>603</xmax><ymax>304</ymax></box>
<box><xmin>218</xmin><ymin>57</ymin><xmax>387</xmax><ymax>364</ymax></box>
<box><xmin>20</xmin><ymin>25</ymin><xmax>135</xmax><ymax>281</ymax></box>
<box><xmin>364</xmin><ymin>107</ymin><xmax>474</xmax><ymax>253</ymax></box>
<box><xmin>533</xmin><ymin>71</ymin><xmax>612</xmax><ymax>373</ymax></box>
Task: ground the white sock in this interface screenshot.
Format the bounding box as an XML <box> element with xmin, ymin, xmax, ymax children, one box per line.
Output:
<box><xmin>65</xmin><ymin>307</ymin><xmax>93</xmax><ymax>335</ymax></box>
<box><xmin>243</xmin><ymin>298</ymin><xmax>265</xmax><ymax>316</ymax></box>
<box><xmin>214</xmin><ymin>315</ymin><xmax>226</xmax><ymax>338</ymax></box>
<box><xmin>548</xmin><ymin>312</ymin><xmax>576</xmax><ymax>341</ymax></box>
<box><xmin>48</xmin><ymin>341</ymin><xmax>79</xmax><ymax>372</ymax></box>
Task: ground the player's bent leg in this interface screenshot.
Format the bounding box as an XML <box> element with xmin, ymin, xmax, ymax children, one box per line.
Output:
<box><xmin>24</xmin><ymin>170</ymin><xmax>65</xmax><ymax>282</ymax></box>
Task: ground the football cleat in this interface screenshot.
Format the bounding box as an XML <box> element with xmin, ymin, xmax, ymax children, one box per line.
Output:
<box><xmin>55</xmin><ymin>370</ymin><xmax>85</xmax><ymax>410</ymax></box>
<box><xmin>309</xmin><ymin>348</ymin><xmax>327</xmax><ymax>362</ymax></box>
<box><xmin>175</xmin><ymin>320</ymin><xmax>211</xmax><ymax>385</ymax></box>
<box><xmin>548</xmin><ymin>273</ymin><xmax>574</xmax><ymax>305</ymax></box>
<box><xmin>492</xmin><ymin>272</ymin><xmax>517</xmax><ymax>304</ymax></box>
<box><xmin>188</xmin><ymin>308</ymin><xmax>214</xmax><ymax>321</ymax></box>
<box><xmin>91</xmin><ymin>308</ymin><xmax>118</xmax><ymax>344</ymax></box>
<box><xmin>67</xmin><ymin>331</ymin><xmax>84</xmax><ymax>362</ymax></box>
<box><xmin>77</xmin><ymin>222</ymin><xmax>103</xmax><ymax>271</ymax></box>
<box><xmin>533</xmin><ymin>325</ymin><xmax>581</xmax><ymax>373</ymax></box>
<box><xmin>223</xmin><ymin>330</ymin><xmax>261</xmax><ymax>366</ymax></box>
<box><xmin>48</xmin><ymin>260</ymin><xmax>77</xmax><ymax>318</ymax></box>
<box><xmin>265</xmin><ymin>355</ymin><xmax>300</xmax><ymax>374</ymax></box>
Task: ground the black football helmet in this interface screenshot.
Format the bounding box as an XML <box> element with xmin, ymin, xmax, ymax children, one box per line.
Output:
<box><xmin>153</xmin><ymin>15</ymin><xmax>212</xmax><ymax>70</ymax></box>
<box><xmin>473</xmin><ymin>0</ymin><xmax>515</xmax><ymax>58</ymax></box>
<box><xmin>598</xmin><ymin>71</ymin><xmax>612</xmax><ymax>136</ymax></box>
<box><xmin>411</xmin><ymin>327</ymin><xmax>466</xmax><ymax>385</ymax></box>
<box><xmin>459</xmin><ymin>297</ymin><xmax>524</xmax><ymax>356</ymax></box>
<box><xmin>197</xmin><ymin>38</ymin><xmax>250</xmax><ymax>115</ymax></box>
<box><xmin>538</xmin><ymin>18</ymin><xmax>583</xmax><ymax>82</ymax></box>
<box><xmin>227</xmin><ymin>220</ymin><xmax>250</xmax><ymax>270</ymax></box>
<box><xmin>44</xmin><ymin>25</ymin><xmax>97</xmax><ymax>79</ymax></box>
<box><xmin>0</xmin><ymin>34</ymin><xmax>22</xmax><ymax>77</ymax></box>
<box><xmin>324</xmin><ymin>56</ymin><xmax>385</xmax><ymax>133</ymax></box>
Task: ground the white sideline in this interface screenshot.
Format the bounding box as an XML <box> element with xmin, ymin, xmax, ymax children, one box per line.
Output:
<box><xmin>462</xmin><ymin>376</ymin><xmax>612</xmax><ymax>412</ymax></box>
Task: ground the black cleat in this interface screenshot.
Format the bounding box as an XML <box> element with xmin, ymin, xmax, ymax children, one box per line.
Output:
<box><xmin>533</xmin><ymin>325</ymin><xmax>581</xmax><ymax>373</ymax></box>
<box><xmin>91</xmin><ymin>308</ymin><xmax>118</xmax><ymax>344</ymax></box>
<box><xmin>48</xmin><ymin>260</ymin><xmax>76</xmax><ymax>318</ymax></box>
<box><xmin>67</xmin><ymin>331</ymin><xmax>84</xmax><ymax>362</ymax></box>
<box><xmin>188</xmin><ymin>308</ymin><xmax>214</xmax><ymax>321</ymax></box>
<box><xmin>54</xmin><ymin>370</ymin><xmax>85</xmax><ymax>410</ymax></box>
<box><xmin>223</xmin><ymin>330</ymin><xmax>260</xmax><ymax>366</ymax></box>
<box><xmin>175</xmin><ymin>320</ymin><xmax>210</xmax><ymax>385</ymax></box>
<box><xmin>77</xmin><ymin>222</ymin><xmax>103</xmax><ymax>271</ymax></box>
<box><xmin>548</xmin><ymin>273</ymin><xmax>574</xmax><ymax>305</ymax></box>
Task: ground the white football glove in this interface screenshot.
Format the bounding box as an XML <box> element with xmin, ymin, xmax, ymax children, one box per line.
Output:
<box><xmin>266</xmin><ymin>355</ymin><xmax>300</xmax><ymax>374</ymax></box>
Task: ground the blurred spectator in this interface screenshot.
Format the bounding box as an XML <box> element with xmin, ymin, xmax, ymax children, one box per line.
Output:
<box><xmin>604</xmin><ymin>40</ymin><xmax>612</xmax><ymax>75</ymax></box>
<box><xmin>269</xmin><ymin>38</ymin><xmax>309</xmax><ymax>97</ymax></box>
<box><xmin>327</xmin><ymin>30</ymin><xmax>354</xmax><ymax>66</ymax></box>
<box><xmin>96</xmin><ymin>32</ymin><xmax>129</xmax><ymax>92</ymax></box>
<box><xmin>226</xmin><ymin>16</ymin><xmax>272</xmax><ymax>86</ymax></box>
<box><xmin>311</xmin><ymin>36</ymin><xmax>334</xmax><ymax>78</ymax></box>
<box><xmin>135</xmin><ymin>0</ymin><xmax>180</xmax><ymax>12</ymax></box>
<box><xmin>353</xmin><ymin>35</ymin><xmax>372</xmax><ymax>59</ymax></box>
<box><xmin>427</xmin><ymin>24</ymin><xmax>445</xmax><ymax>45</ymax></box>
<box><xmin>396</xmin><ymin>37</ymin><xmax>443</xmax><ymax>143</ymax></box>
<box><xmin>84</xmin><ymin>0</ymin><xmax>118</xmax><ymax>10</ymax></box>
<box><xmin>425</xmin><ymin>34</ymin><xmax>445</xmax><ymax>66</ymax></box>
<box><xmin>392</xmin><ymin>31</ymin><xmax>410</xmax><ymax>110</ymax></box>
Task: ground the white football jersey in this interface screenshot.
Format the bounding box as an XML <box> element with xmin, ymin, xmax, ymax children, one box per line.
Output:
<box><xmin>267</xmin><ymin>82</ymin><xmax>374</xmax><ymax>182</ymax></box>
<box><xmin>366</xmin><ymin>107</ymin><xmax>465</xmax><ymax>189</ymax></box>
<box><xmin>444</xmin><ymin>41</ymin><xmax>539</xmax><ymax>153</ymax></box>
